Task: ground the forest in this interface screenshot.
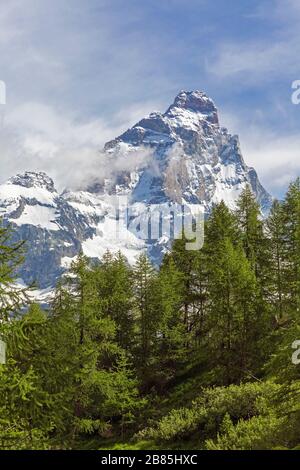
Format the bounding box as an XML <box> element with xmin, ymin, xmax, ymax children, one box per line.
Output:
<box><xmin>0</xmin><ymin>180</ymin><xmax>299</xmax><ymax>450</ymax></box>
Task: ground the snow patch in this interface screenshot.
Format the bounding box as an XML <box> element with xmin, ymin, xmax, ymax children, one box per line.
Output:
<box><xmin>12</xmin><ymin>205</ymin><xmax>59</xmax><ymax>231</ymax></box>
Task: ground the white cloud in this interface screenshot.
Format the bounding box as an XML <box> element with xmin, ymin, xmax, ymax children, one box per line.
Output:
<box><xmin>206</xmin><ymin>0</ymin><xmax>300</xmax><ymax>84</ymax></box>
<box><xmin>220</xmin><ymin>110</ymin><xmax>300</xmax><ymax>198</ymax></box>
<box><xmin>243</xmin><ymin>134</ymin><xmax>300</xmax><ymax>197</ymax></box>
<box><xmin>0</xmin><ymin>0</ymin><xmax>175</xmax><ymax>191</ymax></box>
<box><xmin>0</xmin><ymin>0</ymin><xmax>298</xmax><ymax>200</ymax></box>
<box><xmin>206</xmin><ymin>41</ymin><xmax>295</xmax><ymax>82</ymax></box>
<box><xmin>0</xmin><ymin>99</ymin><xmax>157</xmax><ymax>191</ymax></box>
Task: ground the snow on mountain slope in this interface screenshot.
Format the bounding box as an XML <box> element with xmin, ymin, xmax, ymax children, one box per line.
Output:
<box><xmin>99</xmin><ymin>90</ymin><xmax>271</xmax><ymax>213</ymax></box>
<box><xmin>63</xmin><ymin>191</ymin><xmax>146</xmax><ymax>265</ymax></box>
<box><xmin>0</xmin><ymin>91</ymin><xmax>272</xmax><ymax>290</ymax></box>
<box><xmin>0</xmin><ymin>172</ymin><xmax>94</xmax><ymax>288</ymax></box>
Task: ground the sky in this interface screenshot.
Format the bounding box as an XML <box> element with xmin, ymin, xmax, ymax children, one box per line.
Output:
<box><xmin>1</xmin><ymin>0</ymin><xmax>300</xmax><ymax>197</ymax></box>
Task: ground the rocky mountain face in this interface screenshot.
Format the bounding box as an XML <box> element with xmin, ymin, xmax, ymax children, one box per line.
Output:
<box><xmin>0</xmin><ymin>172</ymin><xmax>95</xmax><ymax>288</ymax></box>
<box><xmin>101</xmin><ymin>90</ymin><xmax>271</xmax><ymax>211</ymax></box>
<box><xmin>0</xmin><ymin>91</ymin><xmax>272</xmax><ymax>291</ymax></box>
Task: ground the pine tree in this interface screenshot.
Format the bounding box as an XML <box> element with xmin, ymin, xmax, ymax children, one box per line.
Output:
<box><xmin>236</xmin><ymin>186</ymin><xmax>262</xmax><ymax>266</ymax></box>
<box><xmin>206</xmin><ymin>201</ymin><xmax>240</xmax><ymax>247</ymax></box>
<box><xmin>203</xmin><ymin>202</ymin><xmax>262</xmax><ymax>383</ymax></box>
<box><xmin>0</xmin><ymin>222</ymin><xmax>49</xmax><ymax>449</ymax></box>
<box><xmin>56</xmin><ymin>253</ymin><xmax>139</xmax><ymax>442</ymax></box>
<box><xmin>166</xmin><ymin>237</ymin><xmax>198</xmax><ymax>340</ymax></box>
<box><xmin>164</xmin><ymin>233</ymin><xmax>210</xmax><ymax>349</ymax></box>
<box><xmin>265</xmin><ymin>199</ymin><xmax>286</xmax><ymax>323</ymax></box>
<box><xmin>207</xmin><ymin>238</ymin><xmax>259</xmax><ymax>384</ymax></box>
<box><xmin>94</xmin><ymin>250</ymin><xmax>134</xmax><ymax>352</ymax></box>
<box><xmin>155</xmin><ymin>257</ymin><xmax>187</xmax><ymax>381</ymax></box>
<box><xmin>282</xmin><ymin>178</ymin><xmax>300</xmax><ymax>317</ymax></box>
<box><xmin>235</xmin><ymin>187</ymin><xmax>271</xmax><ymax>350</ymax></box>
<box><xmin>0</xmin><ymin>221</ymin><xmax>28</xmax><ymax>320</ymax></box>
<box><xmin>0</xmin><ymin>360</ymin><xmax>50</xmax><ymax>449</ymax></box>
<box><xmin>0</xmin><ymin>297</ymin><xmax>75</xmax><ymax>449</ymax></box>
<box><xmin>133</xmin><ymin>253</ymin><xmax>160</xmax><ymax>389</ymax></box>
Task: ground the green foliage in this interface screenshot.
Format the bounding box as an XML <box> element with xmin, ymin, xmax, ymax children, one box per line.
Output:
<box><xmin>0</xmin><ymin>359</ymin><xmax>51</xmax><ymax>449</ymax></box>
<box><xmin>0</xmin><ymin>221</ymin><xmax>28</xmax><ymax>320</ymax></box>
<box><xmin>1</xmin><ymin>181</ymin><xmax>300</xmax><ymax>450</ymax></box>
<box><xmin>205</xmin><ymin>413</ymin><xmax>285</xmax><ymax>450</ymax></box>
<box><xmin>138</xmin><ymin>381</ymin><xmax>280</xmax><ymax>444</ymax></box>
<box><xmin>52</xmin><ymin>253</ymin><xmax>142</xmax><ymax>442</ymax></box>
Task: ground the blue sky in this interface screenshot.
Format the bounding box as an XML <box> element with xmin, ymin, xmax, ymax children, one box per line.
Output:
<box><xmin>1</xmin><ymin>0</ymin><xmax>300</xmax><ymax>196</ymax></box>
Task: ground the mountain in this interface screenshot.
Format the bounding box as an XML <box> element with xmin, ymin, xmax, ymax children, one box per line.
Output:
<box><xmin>0</xmin><ymin>90</ymin><xmax>272</xmax><ymax>291</ymax></box>
<box><xmin>0</xmin><ymin>172</ymin><xmax>94</xmax><ymax>288</ymax></box>
<box><xmin>99</xmin><ymin>90</ymin><xmax>271</xmax><ymax>211</ymax></box>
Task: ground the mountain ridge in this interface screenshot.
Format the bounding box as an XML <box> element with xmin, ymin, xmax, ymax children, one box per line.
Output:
<box><xmin>0</xmin><ymin>90</ymin><xmax>272</xmax><ymax>289</ymax></box>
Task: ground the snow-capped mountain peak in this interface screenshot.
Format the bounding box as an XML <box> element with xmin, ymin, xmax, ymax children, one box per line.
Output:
<box><xmin>8</xmin><ymin>171</ymin><xmax>56</xmax><ymax>193</ymax></box>
<box><xmin>0</xmin><ymin>171</ymin><xmax>58</xmax><ymax>220</ymax></box>
<box><xmin>0</xmin><ymin>171</ymin><xmax>94</xmax><ymax>288</ymax></box>
<box><xmin>101</xmin><ymin>90</ymin><xmax>271</xmax><ymax>211</ymax></box>
<box><xmin>166</xmin><ymin>90</ymin><xmax>219</xmax><ymax>124</ymax></box>
<box><xmin>0</xmin><ymin>90</ymin><xmax>272</xmax><ymax>291</ymax></box>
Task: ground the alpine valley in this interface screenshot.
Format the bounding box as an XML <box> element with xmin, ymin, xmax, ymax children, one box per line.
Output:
<box><xmin>0</xmin><ymin>91</ymin><xmax>272</xmax><ymax>292</ymax></box>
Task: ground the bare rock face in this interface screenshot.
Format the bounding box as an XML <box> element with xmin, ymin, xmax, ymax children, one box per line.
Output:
<box><xmin>0</xmin><ymin>172</ymin><xmax>95</xmax><ymax>288</ymax></box>
<box><xmin>102</xmin><ymin>90</ymin><xmax>272</xmax><ymax>212</ymax></box>
<box><xmin>0</xmin><ymin>91</ymin><xmax>272</xmax><ymax>291</ymax></box>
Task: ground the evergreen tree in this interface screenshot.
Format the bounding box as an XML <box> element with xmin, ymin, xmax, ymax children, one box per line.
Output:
<box><xmin>206</xmin><ymin>201</ymin><xmax>240</xmax><ymax>247</ymax></box>
<box><xmin>0</xmin><ymin>221</ymin><xmax>28</xmax><ymax>320</ymax></box>
<box><xmin>94</xmin><ymin>251</ymin><xmax>134</xmax><ymax>352</ymax></box>
<box><xmin>2</xmin><ymin>181</ymin><xmax>300</xmax><ymax>450</ymax></box>
<box><xmin>133</xmin><ymin>253</ymin><xmax>160</xmax><ymax>389</ymax></box>
<box><xmin>0</xmin><ymin>222</ymin><xmax>46</xmax><ymax>448</ymax></box>
<box><xmin>0</xmin><ymin>360</ymin><xmax>50</xmax><ymax>449</ymax></box>
<box><xmin>282</xmin><ymin>178</ymin><xmax>300</xmax><ymax>316</ymax></box>
<box><xmin>265</xmin><ymin>199</ymin><xmax>286</xmax><ymax>324</ymax></box>
<box><xmin>236</xmin><ymin>186</ymin><xmax>263</xmax><ymax>268</ymax></box>
<box><xmin>51</xmin><ymin>253</ymin><xmax>140</xmax><ymax>441</ymax></box>
<box><xmin>235</xmin><ymin>186</ymin><xmax>271</xmax><ymax>349</ymax></box>
<box><xmin>3</xmin><ymin>305</ymin><xmax>66</xmax><ymax>446</ymax></box>
<box><xmin>207</xmin><ymin>239</ymin><xmax>259</xmax><ymax>383</ymax></box>
<box><xmin>204</xmin><ymin>203</ymin><xmax>261</xmax><ymax>383</ymax></box>
<box><xmin>166</xmin><ymin>237</ymin><xmax>199</xmax><ymax>340</ymax></box>
<box><xmin>155</xmin><ymin>257</ymin><xmax>187</xmax><ymax>382</ymax></box>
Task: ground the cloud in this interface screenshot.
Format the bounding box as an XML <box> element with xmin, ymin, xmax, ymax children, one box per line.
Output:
<box><xmin>0</xmin><ymin>0</ymin><xmax>299</xmax><ymax>199</ymax></box>
<box><xmin>205</xmin><ymin>30</ymin><xmax>300</xmax><ymax>86</ymax></box>
<box><xmin>205</xmin><ymin>0</ymin><xmax>300</xmax><ymax>84</ymax></box>
<box><xmin>0</xmin><ymin>0</ymin><xmax>175</xmax><ymax>191</ymax></box>
<box><xmin>0</xmin><ymin>107</ymin><xmax>108</xmax><ymax>190</ymax></box>
<box><xmin>0</xmin><ymin>99</ymin><xmax>157</xmax><ymax>191</ymax></box>
<box><xmin>0</xmin><ymin>0</ymin><xmax>178</xmax><ymax>114</ymax></box>
<box><xmin>206</xmin><ymin>41</ymin><xmax>296</xmax><ymax>83</ymax></box>
<box><xmin>273</xmin><ymin>0</ymin><xmax>300</xmax><ymax>20</ymax></box>
<box><xmin>241</xmin><ymin>133</ymin><xmax>300</xmax><ymax>198</ymax></box>
<box><xmin>220</xmin><ymin>109</ymin><xmax>300</xmax><ymax>198</ymax></box>
<box><xmin>208</xmin><ymin>0</ymin><xmax>300</xmax><ymax>198</ymax></box>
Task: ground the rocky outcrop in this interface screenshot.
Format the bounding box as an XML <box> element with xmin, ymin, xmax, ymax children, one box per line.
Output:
<box><xmin>0</xmin><ymin>91</ymin><xmax>272</xmax><ymax>290</ymax></box>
